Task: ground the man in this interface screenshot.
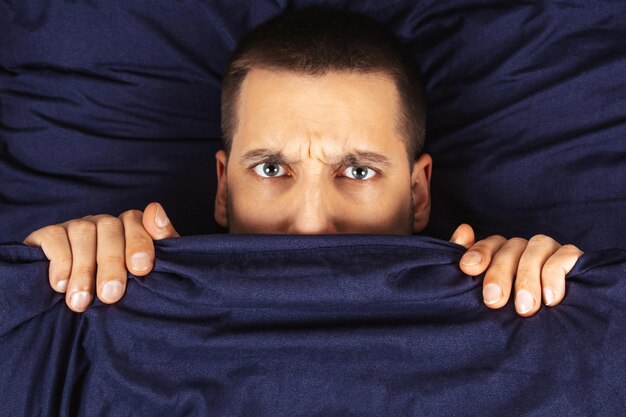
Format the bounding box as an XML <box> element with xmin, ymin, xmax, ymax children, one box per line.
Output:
<box><xmin>23</xmin><ymin>8</ymin><xmax>583</xmax><ymax>318</ymax></box>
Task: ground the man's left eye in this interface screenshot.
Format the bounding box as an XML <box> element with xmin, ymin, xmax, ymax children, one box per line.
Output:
<box><xmin>253</xmin><ymin>162</ymin><xmax>287</xmax><ymax>178</ymax></box>
<box><xmin>343</xmin><ymin>166</ymin><xmax>376</xmax><ymax>180</ymax></box>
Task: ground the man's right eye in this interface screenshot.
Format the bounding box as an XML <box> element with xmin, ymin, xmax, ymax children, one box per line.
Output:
<box><xmin>253</xmin><ymin>163</ymin><xmax>287</xmax><ymax>178</ymax></box>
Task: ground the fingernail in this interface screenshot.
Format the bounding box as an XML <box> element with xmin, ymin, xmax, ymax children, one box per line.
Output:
<box><xmin>155</xmin><ymin>205</ymin><xmax>170</xmax><ymax>228</ymax></box>
<box><xmin>130</xmin><ymin>252</ymin><xmax>151</xmax><ymax>272</ymax></box>
<box><xmin>515</xmin><ymin>289</ymin><xmax>535</xmax><ymax>314</ymax></box>
<box><xmin>461</xmin><ymin>251</ymin><xmax>482</xmax><ymax>266</ymax></box>
<box><xmin>56</xmin><ymin>279</ymin><xmax>68</xmax><ymax>293</ymax></box>
<box><xmin>101</xmin><ymin>281</ymin><xmax>123</xmax><ymax>302</ymax></box>
<box><xmin>70</xmin><ymin>291</ymin><xmax>91</xmax><ymax>312</ymax></box>
<box><xmin>483</xmin><ymin>283</ymin><xmax>502</xmax><ymax>304</ymax></box>
<box><xmin>543</xmin><ymin>287</ymin><xmax>555</xmax><ymax>306</ymax></box>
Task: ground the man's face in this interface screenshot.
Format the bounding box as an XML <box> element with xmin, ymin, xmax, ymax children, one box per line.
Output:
<box><xmin>214</xmin><ymin>68</ymin><xmax>432</xmax><ymax>234</ymax></box>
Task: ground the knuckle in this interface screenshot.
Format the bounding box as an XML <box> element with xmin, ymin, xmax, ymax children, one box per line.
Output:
<box><xmin>97</xmin><ymin>216</ymin><xmax>122</xmax><ymax>229</ymax></box>
<box><xmin>73</xmin><ymin>265</ymin><xmax>95</xmax><ymax>277</ymax></box>
<box><xmin>527</xmin><ymin>234</ymin><xmax>553</xmax><ymax>247</ymax></box>
<box><xmin>489</xmin><ymin>234</ymin><xmax>506</xmax><ymax>243</ymax></box>
<box><xmin>516</xmin><ymin>267</ymin><xmax>538</xmax><ymax>284</ymax></box>
<box><xmin>127</xmin><ymin>234</ymin><xmax>152</xmax><ymax>248</ymax></box>
<box><xmin>541</xmin><ymin>263</ymin><xmax>563</xmax><ymax>280</ymax></box>
<box><xmin>561</xmin><ymin>244</ymin><xmax>582</xmax><ymax>254</ymax></box>
<box><xmin>485</xmin><ymin>263</ymin><xmax>509</xmax><ymax>281</ymax></box>
<box><xmin>468</xmin><ymin>241</ymin><xmax>489</xmax><ymax>253</ymax></box>
<box><xmin>119</xmin><ymin>209</ymin><xmax>142</xmax><ymax>221</ymax></box>
<box><xmin>507</xmin><ymin>237</ymin><xmax>528</xmax><ymax>246</ymax></box>
<box><xmin>55</xmin><ymin>256</ymin><xmax>74</xmax><ymax>267</ymax></box>
<box><xmin>68</xmin><ymin>220</ymin><xmax>97</xmax><ymax>235</ymax></box>
<box><xmin>41</xmin><ymin>225</ymin><xmax>68</xmax><ymax>239</ymax></box>
<box><xmin>99</xmin><ymin>254</ymin><xmax>125</xmax><ymax>266</ymax></box>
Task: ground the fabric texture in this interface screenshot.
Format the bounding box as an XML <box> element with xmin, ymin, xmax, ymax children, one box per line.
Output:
<box><xmin>1</xmin><ymin>235</ymin><xmax>625</xmax><ymax>416</ymax></box>
<box><xmin>1</xmin><ymin>1</ymin><xmax>625</xmax><ymax>249</ymax></box>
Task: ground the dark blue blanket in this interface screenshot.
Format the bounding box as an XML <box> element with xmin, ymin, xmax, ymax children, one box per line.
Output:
<box><xmin>1</xmin><ymin>235</ymin><xmax>625</xmax><ymax>416</ymax></box>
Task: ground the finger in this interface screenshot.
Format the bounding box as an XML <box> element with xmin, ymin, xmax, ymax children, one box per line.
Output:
<box><xmin>141</xmin><ymin>202</ymin><xmax>181</xmax><ymax>240</ymax></box>
<box><xmin>449</xmin><ymin>223</ymin><xmax>475</xmax><ymax>249</ymax></box>
<box><xmin>514</xmin><ymin>234</ymin><xmax>560</xmax><ymax>317</ymax></box>
<box><xmin>23</xmin><ymin>225</ymin><xmax>73</xmax><ymax>293</ymax></box>
<box><xmin>119</xmin><ymin>209</ymin><xmax>155</xmax><ymax>277</ymax></box>
<box><xmin>459</xmin><ymin>234</ymin><xmax>507</xmax><ymax>276</ymax></box>
<box><xmin>65</xmin><ymin>221</ymin><xmax>97</xmax><ymax>312</ymax></box>
<box><xmin>481</xmin><ymin>238</ymin><xmax>528</xmax><ymax>309</ymax></box>
<box><xmin>541</xmin><ymin>244</ymin><xmax>584</xmax><ymax>307</ymax></box>
<box><xmin>94</xmin><ymin>216</ymin><xmax>127</xmax><ymax>304</ymax></box>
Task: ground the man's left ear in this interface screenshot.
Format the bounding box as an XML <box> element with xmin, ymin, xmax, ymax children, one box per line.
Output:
<box><xmin>411</xmin><ymin>153</ymin><xmax>432</xmax><ymax>234</ymax></box>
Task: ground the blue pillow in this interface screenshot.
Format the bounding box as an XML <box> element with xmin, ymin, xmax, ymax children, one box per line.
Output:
<box><xmin>1</xmin><ymin>1</ymin><xmax>624</xmax><ymax>249</ymax></box>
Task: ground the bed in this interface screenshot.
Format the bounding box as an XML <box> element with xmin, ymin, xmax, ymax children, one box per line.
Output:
<box><xmin>1</xmin><ymin>1</ymin><xmax>625</xmax><ymax>415</ymax></box>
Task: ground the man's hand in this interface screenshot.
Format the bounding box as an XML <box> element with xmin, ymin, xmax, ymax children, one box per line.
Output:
<box><xmin>449</xmin><ymin>224</ymin><xmax>584</xmax><ymax>317</ymax></box>
<box><xmin>22</xmin><ymin>202</ymin><xmax>179</xmax><ymax>312</ymax></box>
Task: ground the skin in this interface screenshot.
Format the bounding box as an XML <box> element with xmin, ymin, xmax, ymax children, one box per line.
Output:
<box><xmin>23</xmin><ymin>69</ymin><xmax>584</xmax><ymax>317</ymax></box>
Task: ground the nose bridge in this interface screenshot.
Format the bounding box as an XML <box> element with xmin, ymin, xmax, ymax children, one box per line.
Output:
<box><xmin>288</xmin><ymin>172</ymin><xmax>336</xmax><ymax>234</ymax></box>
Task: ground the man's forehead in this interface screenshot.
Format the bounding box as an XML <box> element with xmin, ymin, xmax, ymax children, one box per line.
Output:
<box><xmin>232</xmin><ymin>68</ymin><xmax>409</xmax><ymax>165</ymax></box>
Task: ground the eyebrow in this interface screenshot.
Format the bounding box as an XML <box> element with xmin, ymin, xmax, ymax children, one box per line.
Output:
<box><xmin>239</xmin><ymin>148</ymin><xmax>392</xmax><ymax>168</ymax></box>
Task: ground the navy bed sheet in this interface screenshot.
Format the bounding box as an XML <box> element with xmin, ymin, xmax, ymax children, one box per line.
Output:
<box><xmin>1</xmin><ymin>235</ymin><xmax>625</xmax><ymax>416</ymax></box>
<box><xmin>1</xmin><ymin>1</ymin><xmax>625</xmax><ymax>250</ymax></box>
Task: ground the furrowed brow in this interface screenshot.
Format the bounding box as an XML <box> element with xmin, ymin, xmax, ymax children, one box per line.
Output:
<box><xmin>239</xmin><ymin>148</ymin><xmax>291</xmax><ymax>166</ymax></box>
<box><xmin>340</xmin><ymin>152</ymin><xmax>392</xmax><ymax>168</ymax></box>
<box><xmin>239</xmin><ymin>148</ymin><xmax>392</xmax><ymax>168</ymax></box>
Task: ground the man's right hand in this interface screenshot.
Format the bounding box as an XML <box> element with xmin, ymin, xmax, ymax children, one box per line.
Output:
<box><xmin>22</xmin><ymin>202</ymin><xmax>179</xmax><ymax>312</ymax></box>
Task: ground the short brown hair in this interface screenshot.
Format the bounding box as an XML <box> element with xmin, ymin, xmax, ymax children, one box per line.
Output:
<box><xmin>221</xmin><ymin>7</ymin><xmax>426</xmax><ymax>160</ymax></box>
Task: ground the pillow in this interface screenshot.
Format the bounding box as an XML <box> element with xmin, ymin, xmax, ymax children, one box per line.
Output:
<box><xmin>1</xmin><ymin>1</ymin><xmax>624</xmax><ymax>249</ymax></box>
<box><xmin>413</xmin><ymin>1</ymin><xmax>626</xmax><ymax>250</ymax></box>
<box><xmin>1</xmin><ymin>235</ymin><xmax>625</xmax><ymax>415</ymax></box>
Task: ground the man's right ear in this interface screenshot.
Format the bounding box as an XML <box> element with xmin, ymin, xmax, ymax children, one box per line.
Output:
<box><xmin>214</xmin><ymin>150</ymin><xmax>229</xmax><ymax>228</ymax></box>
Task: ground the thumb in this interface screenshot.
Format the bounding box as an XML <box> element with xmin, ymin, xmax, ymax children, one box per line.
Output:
<box><xmin>142</xmin><ymin>202</ymin><xmax>181</xmax><ymax>240</ymax></box>
<box><xmin>449</xmin><ymin>223</ymin><xmax>475</xmax><ymax>249</ymax></box>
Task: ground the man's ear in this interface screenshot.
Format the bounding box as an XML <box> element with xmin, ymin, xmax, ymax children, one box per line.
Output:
<box><xmin>411</xmin><ymin>153</ymin><xmax>432</xmax><ymax>234</ymax></box>
<box><xmin>214</xmin><ymin>150</ymin><xmax>229</xmax><ymax>228</ymax></box>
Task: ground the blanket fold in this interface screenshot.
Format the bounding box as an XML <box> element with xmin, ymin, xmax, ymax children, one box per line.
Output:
<box><xmin>1</xmin><ymin>235</ymin><xmax>625</xmax><ymax>416</ymax></box>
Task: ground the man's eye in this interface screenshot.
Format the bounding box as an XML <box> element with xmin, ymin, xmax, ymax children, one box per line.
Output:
<box><xmin>253</xmin><ymin>162</ymin><xmax>286</xmax><ymax>178</ymax></box>
<box><xmin>343</xmin><ymin>166</ymin><xmax>376</xmax><ymax>180</ymax></box>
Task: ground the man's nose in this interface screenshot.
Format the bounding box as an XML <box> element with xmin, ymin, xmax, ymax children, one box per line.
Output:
<box><xmin>286</xmin><ymin>181</ymin><xmax>337</xmax><ymax>235</ymax></box>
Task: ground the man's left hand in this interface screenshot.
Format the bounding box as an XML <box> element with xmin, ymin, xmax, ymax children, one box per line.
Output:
<box><xmin>449</xmin><ymin>224</ymin><xmax>584</xmax><ymax>317</ymax></box>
